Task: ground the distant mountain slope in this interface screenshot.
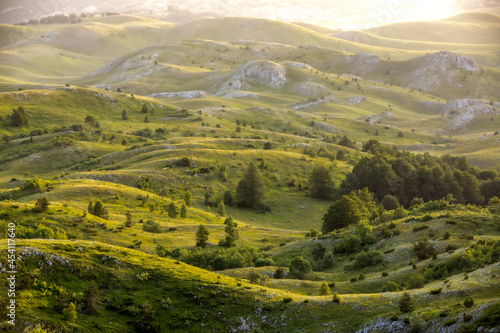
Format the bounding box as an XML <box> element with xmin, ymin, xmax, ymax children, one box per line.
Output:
<box><xmin>363</xmin><ymin>13</ymin><xmax>500</xmax><ymax>44</ymax></box>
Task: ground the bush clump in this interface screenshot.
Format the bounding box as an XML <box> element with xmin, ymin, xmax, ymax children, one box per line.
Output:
<box><xmin>143</xmin><ymin>220</ymin><xmax>161</xmax><ymax>233</ymax></box>
<box><xmin>354</xmin><ymin>250</ymin><xmax>384</xmax><ymax>269</ymax></box>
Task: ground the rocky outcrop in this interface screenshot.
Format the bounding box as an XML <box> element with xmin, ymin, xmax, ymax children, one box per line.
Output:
<box><xmin>441</xmin><ymin>99</ymin><xmax>500</xmax><ymax>130</ymax></box>
<box><xmin>281</xmin><ymin>61</ymin><xmax>313</xmax><ymax>71</ymax></box>
<box><xmin>215</xmin><ymin>60</ymin><xmax>287</xmax><ymax>95</ymax></box>
<box><xmin>149</xmin><ymin>91</ymin><xmax>208</xmax><ymax>99</ymax></box>
<box><xmin>404</xmin><ymin>52</ymin><xmax>480</xmax><ymax>93</ymax></box>
<box><xmin>415</xmin><ymin>51</ymin><xmax>480</xmax><ymax>72</ymax></box>
<box><xmin>347</xmin><ymin>95</ymin><xmax>367</xmax><ymax>105</ymax></box>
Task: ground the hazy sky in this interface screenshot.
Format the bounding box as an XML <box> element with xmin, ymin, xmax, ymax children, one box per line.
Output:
<box><xmin>0</xmin><ymin>0</ymin><xmax>489</xmax><ymax>28</ymax></box>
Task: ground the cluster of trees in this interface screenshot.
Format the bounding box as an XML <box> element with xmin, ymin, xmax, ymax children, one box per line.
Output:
<box><xmin>88</xmin><ymin>200</ymin><xmax>109</xmax><ymax>219</ymax></box>
<box><xmin>338</xmin><ymin>140</ymin><xmax>500</xmax><ymax>207</ymax></box>
<box><xmin>16</xmin><ymin>12</ymin><xmax>119</xmax><ymax>26</ymax></box>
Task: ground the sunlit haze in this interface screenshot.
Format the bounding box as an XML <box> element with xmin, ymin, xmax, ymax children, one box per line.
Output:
<box><xmin>0</xmin><ymin>0</ymin><xmax>460</xmax><ymax>29</ymax></box>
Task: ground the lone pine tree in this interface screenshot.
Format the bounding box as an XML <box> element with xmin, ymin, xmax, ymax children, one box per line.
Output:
<box><xmin>195</xmin><ymin>224</ymin><xmax>209</xmax><ymax>248</ymax></box>
<box><xmin>236</xmin><ymin>162</ymin><xmax>264</xmax><ymax>208</ymax></box>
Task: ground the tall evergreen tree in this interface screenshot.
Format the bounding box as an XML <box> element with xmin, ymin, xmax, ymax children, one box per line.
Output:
<box><xmin>88</xmin><ymin>200</ymin><xmax>94</xmax><ymax>214</ymax></box>
<box><xmin>121</xmin><ymin>109</ymin><xmax>128</xmax><ymax>120</ymax></box>
<box><xmin>93</xmin><ymin>200</ymin><xmax>109</xmax><ymax>219</ymax></box>
<box><xmin>195</xmin><ymin>224</ymin><xmax>209</xmax><ymax>248</ymax></box>
<box><xmin>236</xmin><ymin>162</ymin><xmax>264</xmax><ymax>208</ymax></box>
<box><xmin>224</xmin><ymin>216</ymin><xmax>239</xmax><ymax>247</ymax></box>
<box><xmin>217</xmin><ymin>199</ymin><xmax>226</xmax><ymax>217</ymax></box>
<box><xmin>180</xmin><ymin>202</ymin><xmax>187</xmax><ymax>218</ymax></box>
<box><xmin>308</xmin><ymin>165</ymin><xmax>335</xmax><ymax>199</ymax></box>
<box><xmin>168</xmin><ymin>202</ymin><xmax>177</xmax><ymax>218</ymax></box>
<box><xmin>184</xmin><ymin>191</ymin><xmax>193</xmax><ymax>206</ymax></box>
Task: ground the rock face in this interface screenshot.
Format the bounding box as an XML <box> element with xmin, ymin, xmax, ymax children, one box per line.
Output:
<box><xmin>415</xmin><ymin>51</ymin><xmax>480</xmax><ymax>72</ymax></box>
<box><xmin>216</xmin><ymin>60</ymin><xmax>287</xmax><ymax>94</ymax></box>
<box><xmin>404</xmin><ymin>51</ymin><xmax>480</xmax><ymax>93</ymax></box>
<box><xmin>441</xmin><ymin>99</ymin><xmax>500</xmax><ymax>130</ymax></box>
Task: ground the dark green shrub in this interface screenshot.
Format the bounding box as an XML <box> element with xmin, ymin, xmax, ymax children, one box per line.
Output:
<box><xmin>429</xmin><ymin>288</ymin><xmax>442</xmax><ymax>295</ymax></box>
<box><xmin>354</xmin><ymin>250</ymin><xmax>384</xmax><ymax>269</ymax></box>
<box><xmin>464</xmin><ymin>297</ymin><xmax>474</xmax><ymax>308</ymax></box>
<box><xmin>420</xmin><ymin>213</ymin><xmax>433</xmax><ymax>221</ymax></box>
<box><xmin>444</xmin><ymin>318</ymin><xmax>457</xmax><ymax>326</ymax></box>
<box><xmin>255</xmin><ymin>258</ymin><xmax>275</xmax><ymax>267</ymax></box>
<box><xmin>412</xmin><ymin>225</ymin><xmax>429</xmax><ymax>232</ymax></box>
<box><xmin>33</xmin><ymin>197</ymin><xmax>50</xmax><ymax>212</ymax></box>
<box><xmin>382</xmin><ymin>281</ymin><xmax>400</xmax><ymax>292</ymax></box>
<box><xmin>289</xmin><ymin>256</ymin><xmax>312</xmax><ymax>279</ymax></box>
<box><xmin>413</xmin><ymin>238</ymin><xmax>435</xmax><ymax>260</ymax></box>
<box><xmin>336</xmin><ymin>234</ymin><xmax>362</xmax><ymax>254</ymax></box>
<box><xmin>143</xmin><ymin>220</ymin><xmax>161</xmax><ymax>233</ymax></box>
<box><xmin>274</xmin><ymin>267</ymin><xmax>285</xmax><ymax>279</ymax></box>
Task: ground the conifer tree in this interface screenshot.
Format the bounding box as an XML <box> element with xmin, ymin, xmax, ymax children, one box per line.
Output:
<box><xmin>184</xmin><ymin>191</ymin><xmax>192</xmax><ymax>206</ymax></box>
<box><xmin>223</xmin><ymin>216</ymin><xmax>239</xmax><ymax>247</ymax></box>
<box><xmin>236</xmin><ymin>162</ymin><xmax>264</xmax><ymax>208</ymax></box>
<box><xmin>168</xmin><ymin>202</ymin><xmax>177</xmax><ymax>218</ymax></box>
<box><xmin>217</xmin><ymin>199</ymin><xmax>226</xmax><ymax>217</ymax></box>
<box><xmin>180</xmin><ymin>202</ymin><xmax>187</xmax><ymax>218</ymax></box>
<box><xmin>398</xmin><ymin>292</ymin><xmax>414</xmax><ymax>313</ymax></box>
<box><xmin>88</xmin><ymin>200</ymin><xmax>94</xmax><ymax>214</ymax></box>
<box><xmin>93</xmin><ymin>200</ymin><xmax>108</xmax><ymax>219</ymax></box>
<box><xmin>121</xmin><ymin>109</ymin><xmax>128</xmax><ymax>120</ymax></box>
<box><xmin>319</xmin><ymin>281</ymin><xmax>331</xmax><ymax>295</ymax></box>
<box><xmin>125</xmin><ymin>211</ymin><xmax>133</xmax><ymax>227</ymax></box>
<box><xmin>195</xmin><ymin>224</ymin><xmax>209</xmax><ymax>248</ymax></box>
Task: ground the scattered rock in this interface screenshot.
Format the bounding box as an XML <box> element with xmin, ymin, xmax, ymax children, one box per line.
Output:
<box><xmin>290</xmin><ymin>82</ymin><xmax>331</xmax><ymax>98</ymax></box>
<box><xmin>150</xmin><ymin>91</ymin><xmax>208</xmax><ymax>99</ymax></box>
<box><xmin>281</xmin><ymin>61</ymin><xmax>313</xmax><ymax>70</ymax></box>
<box><xmin>347</xmin><ymin>95</ymin><xmax>367</xmax><ymax>105</ymax></box>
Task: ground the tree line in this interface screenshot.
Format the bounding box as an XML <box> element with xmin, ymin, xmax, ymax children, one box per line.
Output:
<box><xmin>338</xmin><ymin>140</ymin><xmax>499</xmax><ymax>207</ymax></box>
